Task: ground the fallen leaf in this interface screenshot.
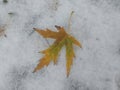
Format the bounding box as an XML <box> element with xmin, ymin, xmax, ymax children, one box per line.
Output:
<box><xmin>33</xmin><ymin>25</ymin><xmax>82</xmax><ymax>77</ymax></box>
<box><xmin>0</xmin><ymin>25</ymin><xmax>6</xmax><ymax>37</ymax></box>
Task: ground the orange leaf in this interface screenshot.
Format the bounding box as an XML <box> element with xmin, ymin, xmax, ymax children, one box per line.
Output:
<box><xmin>33</xmin><ymin>25</ymin><xmax>82</xmax><ymax>77</ymax></box>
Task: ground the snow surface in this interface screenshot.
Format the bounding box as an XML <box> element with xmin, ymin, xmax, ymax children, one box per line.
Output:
<box><xmin>0</xmin><ymin>0</ymin><xmax>120</xmax><ymax>90</ymax></box>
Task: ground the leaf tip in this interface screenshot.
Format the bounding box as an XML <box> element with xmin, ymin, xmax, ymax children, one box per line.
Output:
<box><xmin>79</xmin><ymin>44</ymin><xmax>82</xmax><ymax>48</ymax></box>
<box><xmin>55</xmin><ymin>25</ymin><xmax>62</xmax><ymax>30</ymax></box>
<box><xmin>33</xmin><ymin>28</ymin><xmax>36</xmax><ymax>30</ymax></box>
<box><xmin>67</xmin><ymin>72</ymin><xmax>70</xmax><ymax>77</ymax></box>
<box><xmin>32</xmin><ymin>69</ymin><xmax>36</xmax><ymax>73</ymax></box>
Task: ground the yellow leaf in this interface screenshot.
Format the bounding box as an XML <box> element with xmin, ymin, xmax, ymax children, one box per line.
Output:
<box><xmin>33</xmin><ymin>25</ymin><xmax>82</xmax><ymax>77</ymax></box>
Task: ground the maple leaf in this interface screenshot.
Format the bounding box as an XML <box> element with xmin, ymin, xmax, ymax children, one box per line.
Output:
<box><xmin>33</xmin><ymin>25</ymin><xmax>82</xmax><ymax>77</ymax></box>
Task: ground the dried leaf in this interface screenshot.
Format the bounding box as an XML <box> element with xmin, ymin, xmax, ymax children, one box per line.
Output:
<box><xmin>0</xmin><ymin>25</ymin><xmax>6</xmax><ymax>37</ymax></box>
<box><xmin>33</xmin><ymin>25</ymin><xmax>82</xmax><ymax>77</ymax></box>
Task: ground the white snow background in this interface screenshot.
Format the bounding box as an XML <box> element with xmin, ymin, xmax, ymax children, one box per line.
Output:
<box><xmin>0</xmin><ymin>0</ymin><xmax>120</xmax><ymax>90</ymax></box>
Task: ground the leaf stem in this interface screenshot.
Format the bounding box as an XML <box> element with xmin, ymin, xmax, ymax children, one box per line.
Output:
<box><xmin>68</xmin><ymin>11</ymin><xmax>74</xmax><ymax>32</ymax></box>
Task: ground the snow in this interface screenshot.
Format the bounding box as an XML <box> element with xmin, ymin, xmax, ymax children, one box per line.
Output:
<box><xmin>0</xmin><ymin>0</ymin><xmax>120</xmax><ymax>90</ymax></box>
